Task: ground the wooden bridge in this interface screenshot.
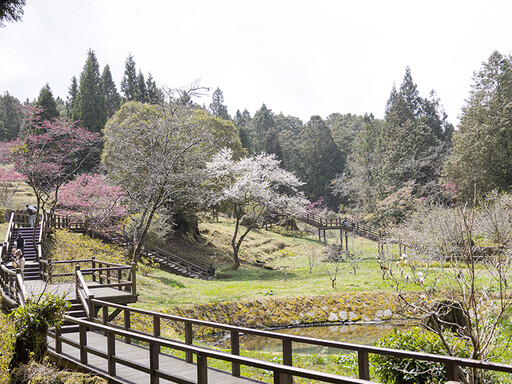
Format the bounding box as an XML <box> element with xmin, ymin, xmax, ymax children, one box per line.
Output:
<box><xmin>296</xmin><ymin>213</ymin><xmax>389</xmax><ymax>246</ymax></box>
<box><xmin>3</xmin><ymin>211</ymin><xmax>512</xmax><ymax>383</ymax></box>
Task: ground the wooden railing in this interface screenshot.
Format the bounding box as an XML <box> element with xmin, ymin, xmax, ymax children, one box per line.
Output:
<box><xmin>49</xmin><ymin>298</ymin><xmax>512</xmax><ymax>384</ymax></box>
<box><xmin>40</xmin><ymin>258</ymin><xmax>136</xmax><ymax>295</ymax></box>
<box><xmin>300</xmin><ymin>213</ymin><xmax>388</xmax><ymax>240</ymax></box>
<box><xmin>142</xmin><ymin>244</ymin><xmax>215</xmax><ymax>281</ymax></box>
<box><xmin>49</xmin><ymin>313</ymin><xmax>378</xmax><ymax>384</ymax></box>
<box><xmin>0</xmin><ymin>265</ymin><xmax>25</xmax><ymax>307</ymax></box>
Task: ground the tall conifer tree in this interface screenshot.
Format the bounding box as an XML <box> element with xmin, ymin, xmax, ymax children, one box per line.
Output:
<box><xmin>35</xmin><ymin>83</ymin><xmax>60</xmax><ymax>122</ymax></box>
<box><xmin>77</xmin><ymin>49</ymin><xmax>107</xmax><ymax>133</ymax></box>
<box><xmin>121</xmin><ymin>54</ymin><xmax>138</xmax><ymax>102</ymax></box>
<box><xmin>101</xmin><ymin>64</ymin><xmax>121</xmax><ymax>118</ymax></box>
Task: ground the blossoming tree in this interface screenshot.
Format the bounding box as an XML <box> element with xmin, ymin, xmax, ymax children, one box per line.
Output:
<box><xmin>1</xmin><ymin>106</ymin><xmax>100</xmax><ymax>225</ymax></box>
<box><xmin>206</xmin><ymin>148</ymin><xmax>309</xmax><ymax>269</ymax></box>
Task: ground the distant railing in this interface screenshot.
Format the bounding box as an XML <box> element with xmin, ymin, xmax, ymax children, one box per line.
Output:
<box><xmin>40</xmin><ymin>257</ymin><xmax>136</xmax><ymax>295</ymax></box>
<box><xmin>299</xmin><ymin>213</ymin><xmax>388</xmax><ymax>240</ymax></box>
<box><xmin>142</xmin><ymin>244</ymin><xmax>215</xmax><ymax>281</ymax></box>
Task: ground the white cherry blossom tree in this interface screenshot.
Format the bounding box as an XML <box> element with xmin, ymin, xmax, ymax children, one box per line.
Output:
<box><xmin>207</xmin><ymin>148</ymin><xmax>308</xmax><ymax>269</ymax></box>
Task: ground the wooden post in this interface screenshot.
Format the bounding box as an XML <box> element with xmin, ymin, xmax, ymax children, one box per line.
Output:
<box><xmin>55</xmin><ymin>324</ymin><xmax>62</xmax><ymax>354</ymax></box>
<box><xmin>281</xmin><ymin>338</ymin><xmax>293</xmax><ymax>384</ymax></box>
<box><xmin>91</xmin><ymin>256</ymin><xmax>96</xmax><ymax>282</ymax></box>
<box><xmin>197</xmin><ymin>354</ymin><xmax>208</xmax><ymax>384</ymax></box>
<box><xmin>150</xmin><ymin>341</ymin><xmax>160</xmax><ymax>384</ymax></box>
<box><xmin>231</xmin><ymin>330</ymin><xmax>240</xmax><ymax>377</ymax></box>
<box><xmin>117</xmin><ymin>268</ymin><xmax>122</xmax><ymax>291</ymax></box>
<box><xmin>445</xmin><ymin>362</ymin><xmax>458</xmax><ymax>381</ymax></box>
<box><xmin>79</xmin><ymin>323</ymin><xmax>88</xmax><ymax>364</ymax></box>
<box><xmin>88</xmin><ymin>294</ymin><xmax>95</xmax><ymax>321</ymax></box>
<box><xmin>345</xmin><ymin>233</ymin><xmax>348</xmax><ymax>251</ymax></box>
<box><xmin>340</xmin><ymin>230</ymin><xmax>343</xmax><ymax>248</ymax></box>
<box><xmin>358</xmin><ymin>350</ymin><xmax>370</xmax><ymax>380</ymax></box>
<box><xmin>107</xmin><ymin>331</ymin><xmax>116</xmax><ymax>377</ymax></box>
<box><xmin>153</xmin><ymin>316</ymin><xmax>161</xmax><ymax>353</ymax></box>
<box><xmin>103</xmin><ymin>304</ymin><xmax>108</xmax><ymax>326</ymax></box>
<box><xmin>185</xmin><ymin>322</ymin><xmax>193</xmax><ymax>363</ymax></box>
<box><xmin>124</xmin><ymin>308</ymin><xmax>131</xmax><ymax>344</ymax></box>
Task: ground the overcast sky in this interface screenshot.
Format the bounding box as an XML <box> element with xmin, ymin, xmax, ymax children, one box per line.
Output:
<box><xmin>1</xmin><ymin>0</ymin><xmax>511</xmax><ymax>125</ymax></box>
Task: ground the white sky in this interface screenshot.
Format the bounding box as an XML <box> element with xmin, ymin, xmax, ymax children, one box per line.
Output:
<box><xmin>1</xmin><ymin>0</ymin><xmax>511</xmax><ymax>125</ymax></box>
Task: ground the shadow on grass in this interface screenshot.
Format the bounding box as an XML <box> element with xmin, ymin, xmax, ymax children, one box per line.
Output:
<box><xmin>156</xmin><ymin>276</ymin><xmax>186</xmax><ymax>288</ymax></box>
<box><xmin>215</xmin><ymin>265</ymin><xmax>299</xmax><ymax>282</ymax></box>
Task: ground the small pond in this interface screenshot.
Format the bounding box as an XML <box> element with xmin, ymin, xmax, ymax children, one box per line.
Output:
<box><xmin>200</xmin><ymin>322</ymin><xmax>412</xmax><ymax>355</ymax></box>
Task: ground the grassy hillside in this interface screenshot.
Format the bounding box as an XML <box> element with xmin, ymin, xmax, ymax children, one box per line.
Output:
<box><xmin>135</xmin><ymin>217</ymin><xmax>395</xmax><ymax>310</ymax></box>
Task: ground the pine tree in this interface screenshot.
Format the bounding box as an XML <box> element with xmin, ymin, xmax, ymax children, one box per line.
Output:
<box><xmin>35</xmin><ymin>84</ymin><xmax>59</xmax><ymax>121</ymax></box>
<box><xmin>382</xmin><ymin>68</ymin><xmax>446</xmax><ymax>196</ymax></box>
<box><xmin>0</xmin><ymin>91</ymin><xmax>22</xmax><ymax>140</ymax></box>
<box><xmin>209</xmin><ymin>88</ymin><xmax>230</xmax><ymax>120</ymax></box>
<box><xmin>250</xmin><ymin>104</ymin><xmax>282</xmax><ymax>159</ymax></box>
<box><xmin>121</xmin><ymin>55</ymin><xmax>138</xmax><ymax>102</ymax></box>
<box><xmin>444</xmin><ymin>51</ymin><xmax>512</xmax><ymax>201</ymax></box>
<box><xmin>296</xmin><ymin>116</ymin><xmax>344</xmax><ymax>208</ymax></box>
<box><xmin>101</xmin><ymin>64</ymin><xmax>121</xmax><ymax>118</ymax></box>
<box><xmin>233</xmin><ymin>109</ymin><xmax>252</xmax><ymax>153</ymax></box>
<box><xmin>77</xmin><ymin>49</ymin><xmax>107</xmax><ymax>133</ymax></box>
<box><xmin>67</xmin><ymin>76</ymin><xmax>79</xmax><ymax>120</ymax></box>
<box><xmin>146</xmin><ymin>73</ymin><xmax>163</xmax><ymax>104</ymax></box>
<box><xmin>136</xmin><ymin>70</ymin><xmax>147</xmax><ymax>102</ymax></box>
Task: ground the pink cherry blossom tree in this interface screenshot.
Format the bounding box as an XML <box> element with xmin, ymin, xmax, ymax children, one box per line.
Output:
<box><xmin>1</xmin><ymin>106</ymin><xmax>100</xmax><ymax>227</ymax></box>
<box><xmin>58</xmin><ymin>174</ymin><xmax>127</xmax><ymax>232</ymax></box>
<box><xmin>0</xmin><ymin>167</ymin><xmax>25</xmax><ymax>207</ymax></box>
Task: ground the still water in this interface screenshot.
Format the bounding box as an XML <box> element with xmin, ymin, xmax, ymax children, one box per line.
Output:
<box><xmin>200</xmin><ymin>322</ymin><xmax>412</xmax><ymax>355</ymax></box>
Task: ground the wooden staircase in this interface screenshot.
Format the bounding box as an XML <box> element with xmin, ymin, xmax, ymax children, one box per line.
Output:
<box><xmin>5</xmin><ymin>226</ymin><xmax>41</xmax><ymax>280</ymax></box>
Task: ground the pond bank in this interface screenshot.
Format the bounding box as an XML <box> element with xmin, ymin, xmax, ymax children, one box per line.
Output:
<box><xmin>167</xmin><ymin>291</ymin><xmax>417</xmax><ymax>333</ymax></box>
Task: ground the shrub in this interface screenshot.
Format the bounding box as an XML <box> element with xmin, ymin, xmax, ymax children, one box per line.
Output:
<box><xmin>9</xmin><ymin>293</ymin><xmax>70</xmax><ymax>370</ymax></box>
<box><xmin>372</xmin><ymin>327</ymin><xmax>468</xmax><ymax>384</ymax></box>
<box><xmin>0</xmin><ymin>312</ymin><xmax>15</xmax><ymax>383</ymax></box>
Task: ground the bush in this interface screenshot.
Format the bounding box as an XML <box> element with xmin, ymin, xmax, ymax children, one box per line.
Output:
<box><xmin>0</xmin><ymin>312</ymin><xmax>15</xmax><ymax>383</ymax></box>
<box><xmin>371</xmin><ymin>327</ymin><xmax>468</xmax><ymax>384</ymax></box>
<box><xmin>9</xmin><ymin>294</ymin><xmax>70</xmax><ymax>370</ymax></box>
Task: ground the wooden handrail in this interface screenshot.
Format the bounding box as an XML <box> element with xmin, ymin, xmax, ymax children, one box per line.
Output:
<box><xmin>89</xmin><ymin>298</ymin><xmax>512</xmax><ymax>381</ymax></box>
<box><xmin>15</xmin><ymin>269</ymin><xmax>26</xmax><ymax>306</ymax></box>
<box><xmin>50</xmin><ymin>315</ymin><xmax>377</xmax><ymax>384</ymax></box>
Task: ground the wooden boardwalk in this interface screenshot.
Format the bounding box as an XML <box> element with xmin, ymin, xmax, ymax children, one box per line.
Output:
<box><xmin>48</xmin><ymin>331</ymin><xmax>263</xmax><ymax>384</ymax></box>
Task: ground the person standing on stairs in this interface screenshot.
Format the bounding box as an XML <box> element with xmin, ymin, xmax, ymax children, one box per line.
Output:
<box><xmin>14</xmin><ymin>233</ymin><xmax>24</xmax><ymax>255</ymax></box>
<box><xmin>26</xmin><ymin>204</ymin><xmax>36</xmax><ymax>227</ymax></box>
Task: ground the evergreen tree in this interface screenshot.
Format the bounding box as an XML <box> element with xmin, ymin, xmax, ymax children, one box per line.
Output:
<box><xmin>101</xmin><ymin>64</ymin><xmax>121</xmax><ymax>119</ymax></box>
<box><xmin>121</xmin><ymin>54</ymin><xmax>138</xmax><ymax>102</ymax></box>
<box><xmin>0</xmin><ymin>91</ymin><xmax>22</xmax><ymax>140</ymax></box>
<box><xmin>382</xmin><ymin>68</ymin><xmax>447</xmax><ymax>198</ymax></box>
<box><xmin>249</xmin><ymin>104</ymin><xmax>282</xmax><ymax>159</ymax></box>
<box><xmin>296</xmin><ymin>116</ymin><xmax>344</xmax><ymax>208</ymax></box>
<box><xmin>233</xmin><ymin>109</ymin><xmax>252</xmax><ymax>153</ymax></box>
<box><xmin>67</xmin><ymin>76</ymin><xmax>79</xmax><ymax>120</ymax></box>
<box><xmin>332</xmin><ymin>115</ymin><xmax>386</xmax><ymax>213</ymax></box>
<box><xmin>209</xmin><ymin>87</ymin><xmax>230</xmax><ymax>120</ymax></box>
<box><xmin>146</xmin><ymin>73</ymin><xmax>163</xmax><ymax>104</ymax></box>
<box><xmin>35</xmin><ymin>83</ymin><xmax>59</xmax><ymax>121</ymax></box>
<box><xmin>136</xmin><ymin>70</ymin><xmax>147</xmax><ymax>102</ymax></box>
<box><xmin>76</xmin><ymin>49</ymin><xmax>107</xmax><ymax>133</ymax></box>
<box><xmin>444</xmin><ymin>51</ymin><xmax>512</xmax><ymax>201</ymax></box>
